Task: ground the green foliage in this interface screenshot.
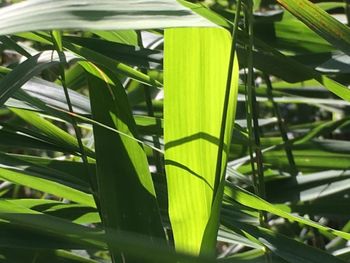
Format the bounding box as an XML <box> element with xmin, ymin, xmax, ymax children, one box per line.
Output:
<box><xmin>0</xmin><ymin>0</ymin><xmax>350</xmax><ymax>262</ymax></box>
<box><xmin>164</xmin><ymin>27</ymin><xmax>239</xmax><ymax>256</ymax></box>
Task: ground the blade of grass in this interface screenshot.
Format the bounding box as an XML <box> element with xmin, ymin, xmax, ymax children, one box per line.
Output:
<box><xmin>0</xmin><ymin>167</ymin><xmax>95</xmax><ymax>207</ymax></box>
<box><xmin>10</xmin><ymin>108</ymin><xmax>95</xmax><ymax>158</ymax></box>
<box><xmin>64</xmin><ymin>35</ymin><xmax>163</xmax><ymax>69</ymax></box>
<box><xmin>225</xmin><ymin>183</ymin><xmax>350</xmax><ymax>241</ymax></box>
<box><xmin>276</xmin><ymin>0</ymin><xmax>350</xmax><ymax>56</ymax></box>
<box><xmin>0</xmin><ymin>52</ymin><xmax>63</xmax><ymax>106</ymax></box>
<box><xmin>8</xmin><ymin>199</ymin><xmax>100</xmax><ymax>224</ymax></box>
<box><xmin>137</xmin><ymin>32</ymin><xmax>164</xmax><ymax>175</ymax></box>
<box><xmin>238</xmin><ymin>33</ymin><xmax>350</xmax><ymax>102</ymax></box>
<box><xmin>51</xmin><ymin>30</ymin><xmax>99</xmax><ymax>214</ymax></box>
<box><xmin>206</xmin><ymin>0</ymin><xmax>242</xmax><ymax>256</ymax></box>
<box><xmin>0</xmin><ymin>0</ymin><xmax>215</xmax><ymax>35</ymax></box>
<box><xmin>224</xmin><ymin>221</ymin><xmax>344</xmax><ymax>263</ymax></box>
<box><xmin>264</xmin><ymin>74</ymin><xmax>298</xmax><ymax>176</ymax></box>
<box><xmin>242</xmin><ymin>0</ymin><xmax>266</xmax><ymax>225</ymax></box>
<box><xmin>0</xmin><ymin>199</ymin><xmax>217</xmax><ymax>263</ymax></box>
<box><xmin>84</xmin><ymin>62</ymin><xmax>166</xmax><ymax>262</ymax></box>
<box><xmin>164</xmin><ymin>27</ymin><xmax>239</xmax><ymax>256</ymax></box>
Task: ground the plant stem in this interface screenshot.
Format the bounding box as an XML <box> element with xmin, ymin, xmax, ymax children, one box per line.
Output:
<box><xmin>243</xmin><ymin>68</ymin><xmax>259</xmax><ymax>196</ymax></box>
<box><xmin>243</xmin><ymin>0</ymin><xmax>266</xmax><ymax>225</ymax></box>
<box><xmin>264</xmin><ymin>74</ymin><xmax>298</xmax><ymax>176</ymax></box>
<box><xmin>50</xmin><ymin>31</ymin><xmax>99</xmax><ymax>207</ymax></box>
<box><xmin>213</xmin><ymin>0</ymin><xmax>242</xmax><ymax>195</ymax></box>
<box><xmin>137</xmin><ymin>31</ymin><xmax>164</xmax><ymax>175</ymax></box>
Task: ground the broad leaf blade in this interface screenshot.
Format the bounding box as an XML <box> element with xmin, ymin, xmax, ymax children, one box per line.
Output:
<box><xmin>164</xmin><ymin>28</ymin><xmax>239</xmax><ymax>255</ymax></box>
<box><xmin>85</xmin><ymin>63</ymin><xmax>165</xmax><ymax>261</ymax></box>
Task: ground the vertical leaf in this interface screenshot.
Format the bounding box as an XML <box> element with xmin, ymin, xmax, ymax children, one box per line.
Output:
<box><xmin>85</xmin><ymin>63</ymin><xmax>165</xmax><ymax>262</ymax></box>
<box><xmin>164</xmin><ymin>28</ymin><xmax>239</xmax><ymax>256</ymax></box>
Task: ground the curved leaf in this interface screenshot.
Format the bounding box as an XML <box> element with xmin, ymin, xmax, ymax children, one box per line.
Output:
<box><xmin>0</xmin><ymin>0</ymin><xmax>215</xmax><ymax>35</ymax></box>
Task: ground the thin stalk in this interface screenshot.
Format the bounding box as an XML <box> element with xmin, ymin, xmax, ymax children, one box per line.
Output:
<box><xmin>264</xmin><ymin>74</ymin><xmax>298</xmax><ymax>176</ymax></box>
<box><xmin>213</xmin><ymin>0</ymin><xmax>241</xmax><ymax>195</ymax></box>
<box><xmin>240</xmin><ymin>2</ymin><xmax>259</xmax><ymax>197</ymax></box>
<box><xmin>251</xmin><ymin>94</ymin><xmax>265</xmax><ymax>201</ymax></box>
<box><xmin>243</xmin><ymin>0</ymin><xmax>266</xmax><ymax>225</ymax></box>
<box><xmin>137</xmin><ymin>31</ymin><xmax>164</xmax><ymax>174</ymax></box>
<box><xmin>50</xmin><ymin>32</ymin><xmax>99</xmax><ymax>207</ymax></box>
<box><xmin>243</xmin><ymin>68</ymin><xmax>259</xmax><ymax>196</ymax></box>
<box><xmin>345</xmin><ymin>0</ymin><xmax>350</xmax><ymax>25</ymax></box>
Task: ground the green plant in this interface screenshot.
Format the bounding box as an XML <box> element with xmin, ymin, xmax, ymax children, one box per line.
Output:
<box><xmin>0</xmin><ymin>0</ymin><xmax>350</xmax><ymax>262</ymax></box>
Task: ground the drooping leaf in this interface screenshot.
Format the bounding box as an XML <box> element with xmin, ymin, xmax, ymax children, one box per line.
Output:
<box><xmin>0</xmin><ymin>52</ymin><xmax>64</xmax><ymax>106</ymax></box>
<box><xmin>223</xmin><ymin>221</ymin><xmax>344</xmax><ymax>263</ymax></box>
<box><xmin>276</xmin><ymin>0</ymin><xmax>350</xmax><ymax>56</ymax></box>
<box><xmin>0</xmin><ymin>166</ymin><xmax>95</xmax><ymax>207</ymax></box>
<box><xmin>10</xmin><ymin>108</ymin><xmax>95</xmax><ymax>157</ymax></box>
<box><xmin>0</xmin><ymin>0</ymin><xmax>215</xmax><ymax>36</ymax></box>
<box><xmin>7</xmin><ymin>199</ymin><xmax>100</xmax><ymax>224</ymax></box>
<box><xmin>266</xmin><ymin>170</ymin><xmax>350</xmax><ymax>203</ymax></box>
<box><xmin>64</xmin><ymin>36</ymin><xmax>163</xmax><ymax>69</ymax></box>
<box><xmin>225</xmin><ymin>183</ymin><xmax>350</xmax><ymax>241</ymax></box>
<box><xmin>238</xmin><ymin>36</ymin><xmax>350</xmax><ymax>101</ymax></box>
<box><xmin>92</xmin><ymin>30</ymin><xmax>138</xmax><ymax>45</ymax></box>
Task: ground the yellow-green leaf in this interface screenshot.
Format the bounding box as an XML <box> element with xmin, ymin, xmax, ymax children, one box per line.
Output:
<box><xmin>164</xmin><ymin>28</ymin><xmax>239</xmax><ymax>256</ymax></box>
